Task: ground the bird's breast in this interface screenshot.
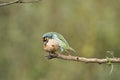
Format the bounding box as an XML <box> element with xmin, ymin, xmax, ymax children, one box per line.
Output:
<box><xmin>43</xmin><ymin>39</ymin><xmax>59</xmax><ymax>53</ymax></box>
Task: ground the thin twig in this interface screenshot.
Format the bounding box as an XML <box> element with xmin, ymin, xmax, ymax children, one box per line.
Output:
<box><xmin>19</xmin><ymin>0</ymin><xmax>41</xmax><ymax>3</ymax></box>
<box><xmin>46</xmin><ymin>54</ymin><xmax>120</xmax><ymax>64</ymax></box>
<box><xmin>0</xmin><ymin>0</ymin><xmax>41</xmax><ymax>7</ymax></box>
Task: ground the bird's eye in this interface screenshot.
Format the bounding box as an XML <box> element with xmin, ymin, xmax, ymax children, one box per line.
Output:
<box><xmin>42</xmin><ymin>37</ymin><xmax>46</xmax><ymax>41</ymax></box>
<box><xmin>42</xmin><ymin>37</ymin><xmax>47</xmax><ymax>42</ymax></box>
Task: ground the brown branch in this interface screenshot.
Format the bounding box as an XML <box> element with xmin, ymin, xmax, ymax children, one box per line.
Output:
<box><xmin>0</xmin><ymin>0</ymin><xmax>41</xmax><ymax>7</ymax></box>
<box><xmin>46</xmin><ymin>54</ymin><xmax>120</xmax><ymax>64</ymax></box>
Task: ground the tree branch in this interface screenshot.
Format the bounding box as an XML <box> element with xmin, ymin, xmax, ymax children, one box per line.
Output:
<box><xmin>46</xmin><ymin>54</ymin><xmax>120</xmax><ymax>64</ymax></box>
<box><xmin>0</xmin><ymin>0</ymin><xmax>41</xmax><ymax>7</ymax></box>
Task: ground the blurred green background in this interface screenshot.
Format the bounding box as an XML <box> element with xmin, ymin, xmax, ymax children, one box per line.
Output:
<box><xmin>0</xmin><ymin>0</ymin><xmax>120</xmax><ymax>80</ymax></box>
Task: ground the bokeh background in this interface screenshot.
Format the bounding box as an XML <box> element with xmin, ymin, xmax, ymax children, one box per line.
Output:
<box><xmin>0</xmin><ymin>0</ymin><xmax>120</xmax><ymax>80</ymax></box>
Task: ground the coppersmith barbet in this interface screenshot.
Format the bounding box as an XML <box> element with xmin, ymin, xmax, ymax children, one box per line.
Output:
<box><xmin>42</xmin><ymin>32</ymin><xmax>75</xmax><ymax>55</ymax></box>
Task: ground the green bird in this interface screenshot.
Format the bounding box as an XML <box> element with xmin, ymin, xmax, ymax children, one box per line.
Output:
<box><xmin>42</xmin><ymin>32</ymin><xmax>75</xmax><ymax>55</ymax></box>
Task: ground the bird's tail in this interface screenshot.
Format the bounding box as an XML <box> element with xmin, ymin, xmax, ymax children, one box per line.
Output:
<box><xmin>69</xmin><ymin>47</ymin><xmax>76</xmax><ymax>53</ymax></box>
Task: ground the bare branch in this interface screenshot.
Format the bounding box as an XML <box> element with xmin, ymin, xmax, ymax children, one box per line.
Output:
<box><xmin>46</xmin><ymin>54</ymin><xmax>120</xmax><ymax>64</ymax></box>
<box><xmin>0</xmin><ymin>0</ymin><xmax>41</xmax><ymax>7</ymax></box>
<box><xmin>0</xmin><ymin>0</ymin><xmax>19</xmax><ymax>6</ymax></box>
<box><xmin>19</xmin><ymin>0</ymin><xmax>41</xmax><ymax>3</ymax></box>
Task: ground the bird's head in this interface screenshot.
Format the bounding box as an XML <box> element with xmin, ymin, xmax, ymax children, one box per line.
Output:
<box><xmin>42</xmin><ymin>32</ymin><xmax>53</xmax><ymax>45</ymax></box>
<box><xmin>42</xmin><ymin>32</ymin><xmax>59</xmax><ymax>53</ymax></box>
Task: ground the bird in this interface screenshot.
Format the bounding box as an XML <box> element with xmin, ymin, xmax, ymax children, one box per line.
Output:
<box><xmin>42</xmin><ymin>32</ymin><xmax>75</xmax><ymax>55</ymax></box>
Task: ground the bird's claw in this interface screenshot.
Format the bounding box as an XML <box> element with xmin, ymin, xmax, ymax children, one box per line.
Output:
<box><xmin>45</xmin><ymin>53</ymin><xmax>58</xmax><ymax>60</ymax></box>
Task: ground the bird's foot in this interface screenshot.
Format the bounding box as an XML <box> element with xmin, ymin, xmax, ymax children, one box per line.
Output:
<box><xmin>46</xmin><ymin>53</ymin><xmax>58</xmax><ymax>60</ymax></box>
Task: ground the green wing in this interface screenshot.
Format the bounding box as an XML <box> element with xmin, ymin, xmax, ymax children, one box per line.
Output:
<box><xmin>54</xmin><ymin>32</ymin><xmax>69</xmax><ymax>45</ymax></box>
<box><xmin>52</xmin><ymin>32</ymin><xmax>75</xmax><ymax>52</ymax></box>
